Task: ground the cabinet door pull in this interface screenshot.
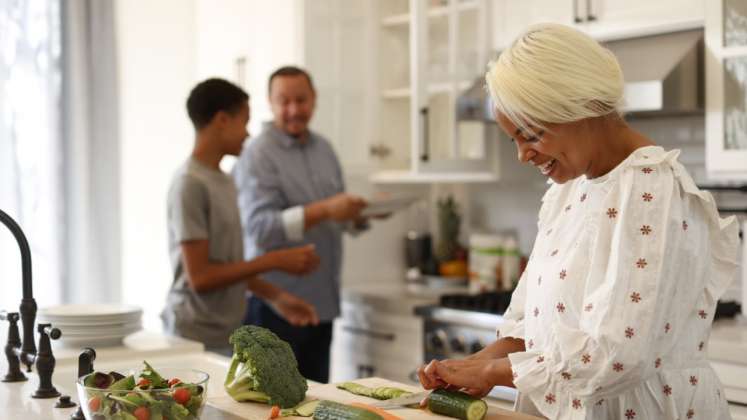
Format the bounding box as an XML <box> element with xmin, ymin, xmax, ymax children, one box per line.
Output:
<box><xmin>586</xmin><ymin>0</ymin><xmax>597</xmax><ymax>21</ymax></box>
<box><xmin>420</xmin><ymin>107</ymin><xmax>430</xmax><ymax>162</ymax></box>
<box><xmin>573</xmin><ymin>0</ymin><xmax>584</xmax><ymax>23</ymax></box>
<box><xmin>342</xmin><ymin>325</ymin><xmax>395</xmax><ymax>341</ymax></box>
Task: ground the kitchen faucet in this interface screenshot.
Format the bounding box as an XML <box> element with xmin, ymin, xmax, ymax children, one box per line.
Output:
<box><xmin>0</xmin><ymin>208</ymin><xmax>62</xmax><ymax>398</ymax></box>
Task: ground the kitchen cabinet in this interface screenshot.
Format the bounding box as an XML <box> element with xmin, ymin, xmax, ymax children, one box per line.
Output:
<box><xmin>491</xmin><ymin>0</ymin><xmax>578</xmax><ymax>50</ymax></box>
<box><xmin>581</xmin><ymin>0</ymin><xmax>704</xmax><ymax>41</ymax></box>
<box><xmin>492</xmin><ymin>0</ymin><xmax>704</xmax><ymax>49</ymax></box>
<box><xmin>301</xmin><ymin>0</ymin><xmax>379</xmax><ymax>176</ymax></box>
<box><xmin>304</xmin><ymin>0</ymin><xmax>500</xmax><ymax>183</ymax></box>
<box><xmin>705</xmin><ymin>0</ymin><xmax>747</xmax><ymax>180</ymax></box>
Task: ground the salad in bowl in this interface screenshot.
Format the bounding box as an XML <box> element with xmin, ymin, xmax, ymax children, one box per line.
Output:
<box><xmin>76</xmin><ymin>361</ymin><xmax>208</xmax><ymax>420</ymax></box>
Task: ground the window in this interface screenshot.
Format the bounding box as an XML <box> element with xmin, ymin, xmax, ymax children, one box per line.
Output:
<box><xmin>0</xmin><ymin>0</ymin><xmax>63</xmax><ymax>312</ymax></box>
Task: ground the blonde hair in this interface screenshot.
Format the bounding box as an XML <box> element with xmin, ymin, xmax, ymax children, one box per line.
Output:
<box><xmin>485</xmin><ymin>23</ymin><xmax>624</xmax><ymax>136</ymax></box>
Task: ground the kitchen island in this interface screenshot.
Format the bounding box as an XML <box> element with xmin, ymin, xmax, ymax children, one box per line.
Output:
<box><xmin>0</xmin><ymin>332</ymin><xmax>540</xmax><ymax>419</ymax></box>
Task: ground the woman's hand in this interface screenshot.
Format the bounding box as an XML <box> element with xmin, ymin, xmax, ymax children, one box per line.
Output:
<box><xmin>417</xmin><ymin>358</ymin><xmax>514</xmax><ymax>398</ymax></box>
<box><xmin>269</xmin><ymin>245</ymin><xmax>320</xmax><ymax>275</ymax></box>
<box><xmin>268</xmin><ymin>292</ymin><xmax>320</xmax><ymax>327</ymax></box>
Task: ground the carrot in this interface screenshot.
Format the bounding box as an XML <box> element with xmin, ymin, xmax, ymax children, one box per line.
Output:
<box><xmin>268</xmin><ymin>405</ymin><xmax>281</xmax><ymax>419</ymax></box>
<box><xmin>349</xmin><ymin>402</ymin><xmax>404</xmax><ymax>420</ymax></box>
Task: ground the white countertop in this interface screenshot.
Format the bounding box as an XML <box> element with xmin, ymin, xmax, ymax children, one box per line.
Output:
<box><xmin>708</xmin><ymin>317</ymin><xmax>747</xmax><ymax>365</ymax></box>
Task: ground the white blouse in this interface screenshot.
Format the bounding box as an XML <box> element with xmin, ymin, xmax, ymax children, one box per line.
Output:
<box><xmin>499</xmin><ymin>146</ymin><xmax>740</xmax><ymax>420</ymax></box>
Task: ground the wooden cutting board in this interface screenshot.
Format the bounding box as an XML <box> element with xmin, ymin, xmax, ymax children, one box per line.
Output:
<box><xmin>208</xmin><ymin>377</ymin><xmax>542</xmax><ymax>420</ymax></box>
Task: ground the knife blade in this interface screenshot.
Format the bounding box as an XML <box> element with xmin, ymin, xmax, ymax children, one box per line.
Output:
<box><xmin>370</xmin><ymin>391</ymin><xmax>431</xmax><ymax>409</ymax></box>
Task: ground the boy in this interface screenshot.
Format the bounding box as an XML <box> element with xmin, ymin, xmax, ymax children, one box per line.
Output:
<box><xmin>162</xmin><ymin>78</ymin><xmax>320</xmax><ymax>354</ymax></box>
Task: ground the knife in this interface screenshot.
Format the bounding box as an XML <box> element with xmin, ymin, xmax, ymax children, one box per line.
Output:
<box><xmin>371</xmin><ymin>391</ymin><xmax>431</xmax><ymax>409</ymax></box>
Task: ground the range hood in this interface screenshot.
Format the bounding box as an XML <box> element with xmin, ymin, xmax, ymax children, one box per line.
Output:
<box><xmin>457</xmin><ymin>29</ymin><xmax>704</xmax><ymax>121</ymax></box>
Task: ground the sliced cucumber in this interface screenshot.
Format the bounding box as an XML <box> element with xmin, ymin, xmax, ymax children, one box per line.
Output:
<box><xmin>313</xmin><ymin>400</ymin><xmax>383</xmax><ymax>420</ymax></box>
<box><xmin>296</xmin><ymin>399</ymin><xmax>321</xmax><ymax>416</ymax></box>
<box><xmin>427</xmin><ymin>389</ymin><xmax>488</xmax><ymax>420</ymax></box>
<box><xmin>336</xmin><ymin>382</ymin><xmax>411</xmax><ymax>400</ymax></box>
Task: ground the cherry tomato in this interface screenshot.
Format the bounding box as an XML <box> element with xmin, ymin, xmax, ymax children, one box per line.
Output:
<box><xmin>88</xmin><ymin>396</ymin><xmax>101</xmax><ymax>412</ymax></box>
<box><xmin>269</xmin><ymin>405</ymin><xmax>281</xmax><ymax>419</ymax></box>
<box><xmin>137</xmin><ymin>378</ymin><xmax>150</xmax><ymax>388</ymax></box>
<box><xmin>173</xmin><ymin>387</ymin><xmax>191</xmax><ymax>405</ymax></box>
<box><xmin>133</xmin><ymin>406</ymin><xmax>150</xmax><ymax>420</ymax></box>
<box><xmin>168</xmin><ymin>378</ymin><xmax>181</xmax><ymax>387</ymax></box>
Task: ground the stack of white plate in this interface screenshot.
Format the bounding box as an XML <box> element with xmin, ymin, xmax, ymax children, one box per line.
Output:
<box><xmin>38</xmin><ymin>304</ymin><xmax>142</xmax><ymax>348</ymax></box>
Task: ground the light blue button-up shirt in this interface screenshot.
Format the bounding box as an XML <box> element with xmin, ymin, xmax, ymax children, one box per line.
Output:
<box><xmin>233</xmin><ymin>122</ymin><xmax>348</xmax><ymax>321</ymax></box>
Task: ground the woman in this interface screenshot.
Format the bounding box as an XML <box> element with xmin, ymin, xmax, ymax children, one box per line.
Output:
<box><xmin>418</xmin><ymin>23</ymin><xmax>739</xmax><ymax>419</ymax></box>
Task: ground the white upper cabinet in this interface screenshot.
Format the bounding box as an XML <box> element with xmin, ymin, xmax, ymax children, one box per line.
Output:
<box><xmin>493</xmin><ymin>0</ymin><xmax>705</xmax><ymax>49</ymax></box>
<box><xmin>581</xmin><ymin>0</ymin><xmax>704</xmax><ymax>41</ymax></box>
<box><xmin>304</xmin><ymin>0</ymin><xmax>500</xmax><ymax>182</ymax></box>
<box><xmin>301</xmin><ymin>0</ymin><xmax>378</xmax><ymax>175</ymax></box>
<box><xmin>705</xmin><ymin>0</ymin><xmax>747</xmax><ymax>179</ymax></box>
<box><xmin>404</xmin><ymin>0</ymin><xmax>499</xmax><ymax>183</ymax></box>
<box><xmin>491</xmin><ymin>0</ymin><xmax>577</xmax><ymax>50</ymax></box>
<box><xmin>368</xmin><ymin>0</ymin><xmax>501</xmax><ymax>183</ymax></box>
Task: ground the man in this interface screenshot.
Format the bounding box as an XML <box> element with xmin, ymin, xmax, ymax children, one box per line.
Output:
<box><xmin>233</xmin><ymin>66</ymin><xmax>368</xmax><ymax>382</ymax></box>
<box><xmin>162</xmin><ymin>78</ymin><xmax>320</xmax><ymax>356</ymax></box>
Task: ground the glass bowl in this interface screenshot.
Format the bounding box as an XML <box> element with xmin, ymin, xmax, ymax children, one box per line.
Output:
<box><xmin>76</xmin><ymin>367</ymin><xmax>209</xmax><ymax>420</ymax></box>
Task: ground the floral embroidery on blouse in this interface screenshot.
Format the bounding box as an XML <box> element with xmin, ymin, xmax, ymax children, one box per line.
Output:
<box><xmin>624</xmin><ymin>327</ymin><xmax>635</xmax><ymax>338</ymax></box>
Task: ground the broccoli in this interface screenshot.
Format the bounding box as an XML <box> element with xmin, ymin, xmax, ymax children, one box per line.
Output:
<box><xmin>224</xmin><ymin>325</ymin><xmax>308</xmax><ymax>408</ymax></box>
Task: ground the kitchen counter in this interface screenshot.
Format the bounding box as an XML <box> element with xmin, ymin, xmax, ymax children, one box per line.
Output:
<box><xmin>342</xmin><ymin>282</ymin><xmax>470</xmax><ymax>316</ymax></box>
<box><xmin>0</xmin><ymin>347</ymin><xmax>539</xmax><ymax>419</ymax></box>
<box><xmin>708</xmin><ymin>317</ymin><xmax>747</xmax><ymax>365</ymax></box>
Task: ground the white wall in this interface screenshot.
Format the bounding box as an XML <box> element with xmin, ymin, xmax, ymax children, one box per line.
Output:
<box><xmin>194</xmin><ymin>0</ymin><xmax>304</xmax><ymax>139</ymax></box>
<box><xmin>116</xmin><ymin>0</ymin><xmax>198</xmax><ymax>329</ymax></box>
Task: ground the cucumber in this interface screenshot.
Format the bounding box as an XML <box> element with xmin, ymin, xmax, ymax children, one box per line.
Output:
<box><xmin>371</xmin><ymin>387</ymin><xmax>410</xmax><ymax>400</ymax></box>
<box><xmin>427</xmin><ymin>389</ymin><xmax>488</xmax><ymax>420</ymax></box>
<box><xmin>312</xmin><ymin>400</ymin><xmax>383</xmax><ymax>420</ymax></box>
<box><xmin>296</xmin><ymin>400</ymin><xmax>321</xmax><ymax>416</ymax></box>
<box><xmin>336</xmin><ymin>382</ymin><xmax>411</xmax><ymax>400</ymax></box>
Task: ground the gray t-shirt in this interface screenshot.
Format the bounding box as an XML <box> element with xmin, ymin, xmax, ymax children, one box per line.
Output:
<box><xmin>161</xmin><ymin>158</ymin><xmax>246</xmax><ymax>348</ymax></box>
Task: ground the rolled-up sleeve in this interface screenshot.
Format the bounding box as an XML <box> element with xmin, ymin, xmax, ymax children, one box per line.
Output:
<box><xmin>509</xmin><ymin>163</ymin><xmax>685</xmax><ymax>408</ymax></box>
<box><xmin>234</xmin><ymin>144</ymin><xmax>291</xmax><ymax>249</ymax></box>
<box><xmin>281</xmin><ymin>205</ymin><xmax>305</xmax><ymax>242</ymax></box>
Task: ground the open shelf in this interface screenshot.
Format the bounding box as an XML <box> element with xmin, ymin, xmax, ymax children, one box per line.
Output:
<box><xmin>380</xmin><ymin>1</ymin><xmax>479</xmax><ymax>28</ymax></box>
<box><xmin>381</xmin><ymin>80</ymin><xmax>473</xmax><ymax>99</ymax></box>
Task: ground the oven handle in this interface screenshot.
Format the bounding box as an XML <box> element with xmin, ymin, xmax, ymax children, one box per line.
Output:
<box><xmin>342</xmin><ymin>325</ymin><xmax>395</xmax><ymax>341</ymax></box>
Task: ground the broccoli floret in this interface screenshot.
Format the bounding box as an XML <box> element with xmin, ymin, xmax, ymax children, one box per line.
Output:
<box><xmin>224</xmin><ymin>325</ymin><xmax>308</xmax><ymax>408</ymax></box>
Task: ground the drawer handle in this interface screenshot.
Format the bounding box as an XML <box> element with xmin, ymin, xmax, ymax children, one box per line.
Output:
<box><xmin>342</xmin><ymin>326</ymin><xmax>395</xmax><ymax>341</ymax></box>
